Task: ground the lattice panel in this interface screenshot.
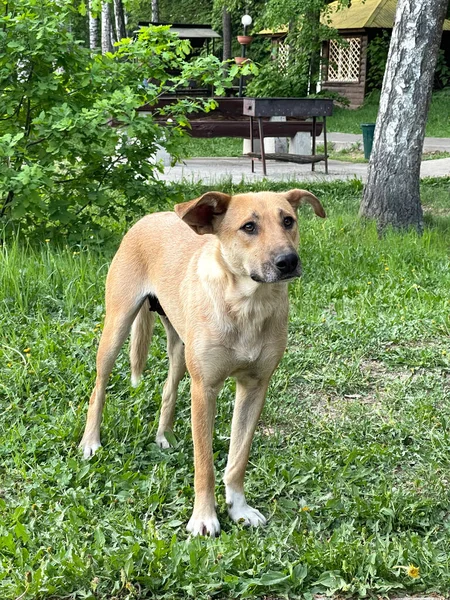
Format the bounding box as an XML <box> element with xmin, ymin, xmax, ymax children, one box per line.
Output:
<box><xmin>327</xmin><ymin>37</ymin><xmax>361</xmax><ymax>82</ymax></box>
<box><xmin>278</xmin><ymin>41</ymin><xmax>290</xmax><ymax>72</ymax></box>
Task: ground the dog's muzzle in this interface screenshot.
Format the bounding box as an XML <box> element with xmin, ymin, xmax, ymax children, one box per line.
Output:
<box><xmin>251</xmin><ymin>253</ymin><xmax>302</xmax><ymax>283</ymax></box>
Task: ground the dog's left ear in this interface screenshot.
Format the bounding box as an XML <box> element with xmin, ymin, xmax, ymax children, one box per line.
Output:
<box><xmin>283</xmin><ymin>189</ymin><xmax>326</xmax><ymax>218</ymax></box>
<box><xmin>174</xmin><ymin>191</ymin><xmax>232</xmax><ymax>234</ymax></box>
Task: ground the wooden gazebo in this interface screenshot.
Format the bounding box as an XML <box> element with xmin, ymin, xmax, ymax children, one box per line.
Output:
<box><xmin>321</xmin><ymin>0</ymin><xmax>450</xmax><ymax>107</ymax></box>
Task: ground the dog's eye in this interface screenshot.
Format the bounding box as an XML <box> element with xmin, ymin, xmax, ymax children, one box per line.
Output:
<box><xmin>241</xmin><ymin>222</ymin><xmax>257</xmax><ymax>233</ymax></box>
<box><xmin>283</xmin><ymin>216</ymin><xmax>295</xmax><ymax>229</ymax></box>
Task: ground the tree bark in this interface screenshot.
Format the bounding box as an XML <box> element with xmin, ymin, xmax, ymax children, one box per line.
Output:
<box><xmin>360</xmin><ymin>0</ymin><xmax>448</xmax><ymax>233</ymax></box>
<box><xmin>113</xmin><ymin>0</ymin><xmax>127</xmax><ymax>40</ymax></box>
<box><xmin>151</xmin><ymin>0</ymin><xmax>159</xmax><ymax>23</ymax></box>
<box><xmin>222</xmin><ymin>7</ymin><xmax>232</xmax><ymax>61</ymax></box>
<box><xmin>88</xmin><ymin>0</ymin><xmax>99</xmax><ymax>50</ymax></box>
<box><xmin>305</xmin><ymin>8</ymin><xmax>321</xmax><ymax>93</ymax></box>
<box><xmin>101</xmin><ymin>1</ymin><xmax>113</xmax><ymax>54</ymax></box>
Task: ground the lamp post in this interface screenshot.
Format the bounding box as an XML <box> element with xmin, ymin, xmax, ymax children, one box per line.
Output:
<box><xmin>238</xmin><ymin>14</ymin><xmax>252</xmax><ymax>97</ymax></box>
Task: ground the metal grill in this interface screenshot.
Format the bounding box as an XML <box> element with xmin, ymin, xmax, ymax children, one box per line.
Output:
<box><xmin>278</xmin><ymin>40</ymin><xmax>290</xmax><ymax>72</ymax></box>
<box><xmin>327</xmin><ymin>37</ymin><xmax>361</xmax><ymax>82</ymax></box>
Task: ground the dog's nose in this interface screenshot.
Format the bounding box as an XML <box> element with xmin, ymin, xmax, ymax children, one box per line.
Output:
<box><xmin>274</xmin><ymin>252</ymin><xmax>299</xmax><ymax>274</ymax></box>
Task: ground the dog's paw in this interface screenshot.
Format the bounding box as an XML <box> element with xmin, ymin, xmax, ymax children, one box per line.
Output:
<box><xmin>79</xmin><ymin>438</ymin><xmax>101</xmax><ymax>459</ymax></box>
<box><xmin>226</xmin><ymin>489</ymin><xmax>267</xmax><ymax>527</ymax></box>
<box><xmin>228</xmin><ymin>502</ymin><xmax>267</xmax><ymax>527</ymax></box>
<box><xmin>155</xmin><ymin>434</ymin><xmax>171</xmax><ymax>449</ymax></box>
<box><xmin>186</xmin><ymin>511</ymin><xmax>221</xmax><ymax>537</ymax></box>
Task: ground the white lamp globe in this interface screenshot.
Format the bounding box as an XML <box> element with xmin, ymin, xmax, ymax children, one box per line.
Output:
<box><xmin>241</xmin><ymin>14</ymin><xmax>252</xmax><ymax>26</ymax></box>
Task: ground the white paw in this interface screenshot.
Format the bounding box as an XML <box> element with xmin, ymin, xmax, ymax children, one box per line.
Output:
<box><xmin>155</xmin><ymin>433</ymin><xmax>171</xmax><ymax>449</ymax></box>
<box><xmin>228</xmin><ymin>502</ymin><xmax>267</xmax><ymax>527</ymax></box>
<box><xmin>79</xmin><ymin>438</ymin><xmax>101</xmax><ymax>459</ymax></box>
<box><xmin>226</xmin><ymin>488</ymin><xmax>267</xmax><ymax>527</ymax></box>
<box><xmin>186</xmin><ymin>511</ymin><xmax>221</xmax><ymax>537</ymax></box>
<box><xmin>131</xmin><ymin>373</ymin><xmax>141</xmax><ymax>388</ymax></box>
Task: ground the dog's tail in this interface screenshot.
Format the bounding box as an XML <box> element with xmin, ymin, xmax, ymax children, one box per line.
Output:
<box><xmin>130</xmin><ymin>304</ymin><xmax>155</xmax><ymax>387</ymax></box>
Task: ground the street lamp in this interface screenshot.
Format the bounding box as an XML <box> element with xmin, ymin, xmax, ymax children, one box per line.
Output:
<box><xmin>241</xmin><ymin>14</ymin><xmax>252</xmax><ymax>33</ymax></box>
<box><xmin>237</xmin><ymin>14</ymin><xmax>252</xmax><ymax>97</ymax></box>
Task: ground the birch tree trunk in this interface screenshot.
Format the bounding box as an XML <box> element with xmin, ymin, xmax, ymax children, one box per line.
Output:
<box><xmin>88</xmin><ymin>0</ymin><xmax>99</xmax><ymax>50</ymax></box>
<box><xmin>151</xmin><ymin>0</ymin><xmax>159</xmax><ymax>23</ymax></box>
<box><xmin>101</xmin><ymin>2</ymin><xmax>113</xmax><ymax>54</ymax></box>
<box><xmin>222</xmin><ymin>7</ymin><xmax>231</xmax><ymax>61</ymax></box>
<box><xmin>360</xmin><ymin>0</ymin><xmax>448</xmax><ymax>233</ymax></box>
<box><xmin>113</xmin><ymin>0</ymin><xmax>127</xmax><ymax>41</ymax></box>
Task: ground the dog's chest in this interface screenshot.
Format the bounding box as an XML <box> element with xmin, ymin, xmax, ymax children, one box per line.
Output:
<box><xmin>231</xmin><ymin>326</ymin><xmax>265</xmax><ymax>364</ymax></box>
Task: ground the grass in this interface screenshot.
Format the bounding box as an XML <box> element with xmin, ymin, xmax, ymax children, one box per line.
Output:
<box><xmin>327</xmin><ymin>89</ymin><xmax>450</xmax><ymax>138</ymax></box>
<box><xmin>1</xmin><ymin>178</ymin><xmax>450</xmax><ymax>599</ymax></box>
<box><xmin>180</xmin><ymin>137</ymin><xmax>450</xmax><ymax>162</ymax></box>
<box><xmin>180</xmin><ymin>136</ymin><xmax>244</xmax><ymax>158</ymax></box>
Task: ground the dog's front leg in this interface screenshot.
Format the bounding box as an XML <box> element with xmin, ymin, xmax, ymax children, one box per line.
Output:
<box><xmin>224</xmin><ymin>376</ymin><xmax>270</xmax><ymax>527</ymax></box>
<box><xmin>187</xmin><ymin>378</ymin><xmax>222</xmax><ymax>536</ymax></box>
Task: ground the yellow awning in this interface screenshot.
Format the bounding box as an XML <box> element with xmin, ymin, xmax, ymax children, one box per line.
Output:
<box><xmin>261</xmin><ymin>0</ymin><xmax>450</xmax><ymax>34</ymax></box>
<box><xmin>323</xmin><ymin>0</ymin><xmax>450</xmax><ymax>31</ymax></box>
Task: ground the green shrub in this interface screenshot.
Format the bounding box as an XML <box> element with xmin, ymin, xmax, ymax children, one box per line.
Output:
<box><xmin>0</xmin><ymin>0</ymin><xmax>244</xmax><ymax>237</ymax></box>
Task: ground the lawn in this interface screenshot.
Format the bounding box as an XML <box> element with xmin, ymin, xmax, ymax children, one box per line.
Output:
<box><xmin>327</xmin><ymin>89</ymin><xmax>450</xmax><ymax>137</ymax></box>
<box><xmin>1</xmin><ymin>178</ymin><xmax>450</xmax><ymax>599</ymax></box>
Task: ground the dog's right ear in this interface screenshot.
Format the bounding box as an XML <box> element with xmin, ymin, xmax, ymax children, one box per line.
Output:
<box><xmin>174</xmin><ymin>192</ymin><xmax>232</xmax><ymax>234</ymax></box>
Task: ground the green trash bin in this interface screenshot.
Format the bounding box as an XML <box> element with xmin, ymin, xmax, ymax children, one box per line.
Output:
<box><xmin>361</xmin><ymin>123</ymin><xmax>376</xmax><ymax>159</ymax></box>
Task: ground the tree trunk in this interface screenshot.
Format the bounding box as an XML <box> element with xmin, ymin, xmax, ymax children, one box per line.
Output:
<box><xmin>305</xmin><ymin>8</ymin><xmax>321</xmax><ymax>93</ymax></box>
<box><xmin>151</xmin><ymin>0</ymin><xmax>159</xmax><ymax>23</ymax></box>
<box><xmin>360</xmin><ymin>0</ymin><xmax>448</xmax><ymax>233</ymax></box>
<box><xmin>222</xmin><ymin>7</ymin><xmax>231</xmax><ymax>61</ymax></box>
<box><xmin>113</xmin><ymin>0</ymin><xmax>127</xmax><ymax>40</ymax></box>
<box><xmin>88</xmin><ymin>0</ymin><xmax>99</xmax><ymax>50</ymax></box>
<box><xmin>101</xmin><ymin>2</ymin><xmax>113</xmax><ymax>54</ymax></box>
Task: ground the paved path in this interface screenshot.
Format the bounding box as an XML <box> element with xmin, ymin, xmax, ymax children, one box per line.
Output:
<box><xmin>159</xmin><ymin>155</ymin><xmax>450</xmax><ymax>184</ymax></box>
<box><xmin>318</xmin><ymin>132</ymin><xmax>450</xmax><ymax>153</ymax></box>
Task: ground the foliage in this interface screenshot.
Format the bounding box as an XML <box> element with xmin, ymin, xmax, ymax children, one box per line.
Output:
<box><xmin>126</xmin><ymin>0</ymin><xmax>213</xmax><ymax>33</ymax></box>
<box><xmin>243</xmin><ymin>0</ymin><xmax>351</xmax><ymax>96</ymax></box>
<box><xmin>366</xmin><ymin>31</ymin><xmax>391</xmax><ymax>92</ymax></box>
<box><xmin>0</xmin><ymin>0</ymin><xmax>249</xmax><ymax>237</ymax></box>
<box><xmin>1</xmin><ymin>178</ymin><xmax>450</xmax><ymax>598</ymax></box>
<box><xmin>434</xmin><ymin>49</ymin><xmax>450</xmax><ymax>89</ymax></box>
<box><xmin>246</xmin><ymin>54</ymin><xmax>309</xmax><ymax>98</ymax></box>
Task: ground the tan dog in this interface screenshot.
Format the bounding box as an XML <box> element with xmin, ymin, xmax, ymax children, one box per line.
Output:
<box><xmin>80</xmin><ymin>189</ymin><xmax>325</xmax><ymax>536</ymax></box>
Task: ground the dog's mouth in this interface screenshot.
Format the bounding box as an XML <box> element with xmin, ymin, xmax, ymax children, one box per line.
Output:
<box><xmin>250</xmin><ymin>267</ymin><xmax>302</xmax><ymax>284</ymax></box>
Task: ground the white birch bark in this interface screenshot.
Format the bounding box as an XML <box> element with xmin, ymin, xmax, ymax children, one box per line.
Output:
<box><xmin>151</xmin><ymin>0</ymin><xmax>159</xmax><ymax>23</ymax></box>
<box><xmin>113</xmin><ymin>0</ymin><xmax>127</xmax><ymax>41</ymax></box>
<box><xmin>88</xmin><ymin>0</ymin><xmax>99</xmax><ymax>50</ymax></box>
<box><xmin>360</xmin><ymin>0</ymin><xmax>448</xmax><ymax>232</ymax></box>
<box><xmin>101</xmin><ymin>1</ymin><xmax>113</xmax><ymax>54</ymax></box>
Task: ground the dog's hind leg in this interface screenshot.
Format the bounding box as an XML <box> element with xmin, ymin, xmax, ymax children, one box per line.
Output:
<box><xmin>80</xmin><ymin>276</ymin><xmax>145</xmax><ymax>459</ymax></box>
<box><xmin>155</xmin><ymin>316</ymin><xmax>186</xmax><ymax>448</ymax></box>
<box><xmin>130</xmin><ymin>305</ymin><xmax>156</xmax><ymax>387</ymax></box>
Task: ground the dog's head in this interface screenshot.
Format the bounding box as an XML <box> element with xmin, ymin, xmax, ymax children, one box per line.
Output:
<box><xmin>174</xmin><ymin>189</ymin><xmax>325</xmax><ymax>284</ymax></box>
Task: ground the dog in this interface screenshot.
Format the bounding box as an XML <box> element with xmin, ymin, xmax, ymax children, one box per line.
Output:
<box><xmin>80</xmin><ymin>188</ymin><xmax>325</xmax><ymax>536</ymax></box>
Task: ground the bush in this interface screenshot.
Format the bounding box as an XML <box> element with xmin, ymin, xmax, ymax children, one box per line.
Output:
<box><xmin>0</xmin><ymin>0</ymin><xmax>241</xmax><ymax>237</ymax></box>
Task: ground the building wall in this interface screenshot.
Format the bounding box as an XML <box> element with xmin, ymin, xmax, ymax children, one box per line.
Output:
<box><xmin>321</xmin><ymin>33</ymin><xmax>368</xmax><ymax>108</ymax></box>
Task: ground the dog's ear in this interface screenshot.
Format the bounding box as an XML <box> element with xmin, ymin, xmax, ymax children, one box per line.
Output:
<box><xmin>283</xmin><ymin>189</ymin><xmax>326</xmax><ymax>218</ymax></box>
<box><xmin>174</xmin><ymin>192</ymin><xmax>232</xmax><ymax>234</ymax></box>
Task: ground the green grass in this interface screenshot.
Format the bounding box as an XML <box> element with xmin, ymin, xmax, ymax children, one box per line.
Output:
<box><xmin>180</xmin><ymin>136</ymin><xmax>243</xmax><ymax>158</ymax></box>
<box><xmin>1</xmin><ymin>179</ymin><xmax>450</xmax><ymax>599</ymax></box>
<box><xmin>327</xmin><ymin>89</ymin><xmax>450</xmax><ymax>138</ymax></box>
<box><xmin>179</xmin><ymin>137</ymin><xmax>450</xmax><ymax>162</ymax></box>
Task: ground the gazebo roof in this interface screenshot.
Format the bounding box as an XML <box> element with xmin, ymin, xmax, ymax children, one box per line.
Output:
<box><xmin>324</xmin><ymin>0</ymin><xmax>450</xmax><ymax>31</ymax></box>
<box><xmin>260</xmin><ymin>0</ymin><xmax>450</xmax><ymax>36</ymax></box>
